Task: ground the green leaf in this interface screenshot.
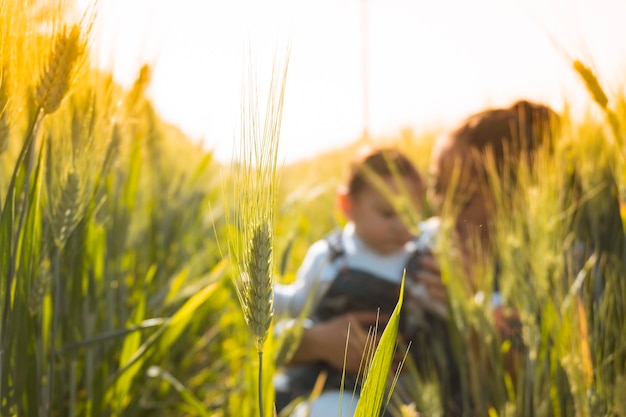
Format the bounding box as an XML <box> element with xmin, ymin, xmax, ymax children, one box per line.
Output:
<box><xmin>354</xmin><ymin>274</ymin><xmax>404</xmax><ymax>417</ymax></box>
<box><xmin>111</xmin><ymin>296</ymin><xmax>146</xmax><ymax>411</ymax></box>
<box><xmin>146</xmin><ymin>366</ymin><xmax>211</xmax><ymax>417</ymax></box>
<box><xmin>158</xmin><ymin>261</ymin><xmax>225</xmax><ymax>350</ymax></box>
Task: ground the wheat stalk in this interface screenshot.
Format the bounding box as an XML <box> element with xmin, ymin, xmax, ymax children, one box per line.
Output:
<box><xmin>0</xmin><ymin>65</ymin><xmax>10</xmax><ymax>155</ymax></box>
<box><xmin>226</xmin><ymin>44</ymin><xmax>290</xmax><ymax>417</ymax></box>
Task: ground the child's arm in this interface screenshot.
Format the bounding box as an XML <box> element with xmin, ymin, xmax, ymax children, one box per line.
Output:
<box><xmin>288</xmin><ymin>311</ymin><xmax>386</xmax><ymax>374</ymax></box>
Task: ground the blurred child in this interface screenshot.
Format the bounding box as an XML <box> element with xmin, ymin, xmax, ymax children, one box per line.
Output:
<box><xmin>273</xmin><ymin>146</ymin><xmax>439</xmax><ymax>417</ymax></box>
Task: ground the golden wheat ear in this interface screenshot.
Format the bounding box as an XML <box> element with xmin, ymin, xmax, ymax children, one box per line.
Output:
<box><xmin>35</xmin><ymin>25</ymin><xmax>85</xmax><ymax>115</ymax></box>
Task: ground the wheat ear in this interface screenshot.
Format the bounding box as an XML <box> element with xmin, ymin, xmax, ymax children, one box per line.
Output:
<box><xmin>35</xmin><ymin>25</ymin><xmax>84</xmax><ymax>115</ymax></box>
<box><xmin>573</xmin><ymin>60</ymin><xmax>623</xmax><ymax>149</ymax></box>
<box><xmin>50</xmin><ymin>170</ymin><xmax>82</xmax><ymax>249</ymax></box>
<box><xmin>243</xmin><ymin>222</ymin><xmax>274</xmax><ymax>352</ymax></box>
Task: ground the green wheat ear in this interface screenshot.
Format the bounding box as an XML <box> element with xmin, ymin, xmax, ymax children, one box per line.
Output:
<box><xmin>243</xmin><ymin>221</ymin><xmax>274</xmax><ymax>351</ymax></box>
<box><xmin>228</xmin><ymin>45</ymin><xmax>290</xmax><ymax>352</ymax></box>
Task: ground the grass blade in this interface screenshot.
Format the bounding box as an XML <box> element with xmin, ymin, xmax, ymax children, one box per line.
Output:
<box><xmin>354</xmin><ymin>274</ymin><xmax>404</xmax><ymax>417</ymax></box>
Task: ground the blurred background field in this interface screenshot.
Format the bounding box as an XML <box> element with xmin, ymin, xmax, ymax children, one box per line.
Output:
<box><xmin>1</xmin><ymin>1</ymin><xmax>626</xmax><ymax>416</ymax></box>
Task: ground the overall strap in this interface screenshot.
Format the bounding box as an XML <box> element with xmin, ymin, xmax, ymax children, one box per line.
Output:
<box><xmin>324</xmin><ymin>228</ymin><xmax>345</xmax><ymax>262</ymax></box>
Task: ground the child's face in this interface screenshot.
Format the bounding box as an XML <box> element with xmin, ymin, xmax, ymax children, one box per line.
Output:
<box><xmin>343</xmin><ymin>177</ymin><xmax>420</xmax><ymax>255</ymax></box>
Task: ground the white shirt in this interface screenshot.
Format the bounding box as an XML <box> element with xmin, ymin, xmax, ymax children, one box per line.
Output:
<box><xmin>273</xmin><ymin>218</ymin><xmax>440</xmax><ymax>318</ymax></box>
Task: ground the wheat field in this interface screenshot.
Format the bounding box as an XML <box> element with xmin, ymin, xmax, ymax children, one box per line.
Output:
<box><xmin>1</xmin><ymin>1</ymin><xmax>625</xmax><ymax>417</ymax></box>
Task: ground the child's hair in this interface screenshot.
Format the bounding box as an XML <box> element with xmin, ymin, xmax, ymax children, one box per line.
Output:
<box><xmin>429</xmin><ymin>99</ymin><xmax>559</xmax><ymax>205</ymax></box>
<box><xmin>346</xmin><ymin>146</ymin><xmax>424</xmax><ymax>198</ymax></box>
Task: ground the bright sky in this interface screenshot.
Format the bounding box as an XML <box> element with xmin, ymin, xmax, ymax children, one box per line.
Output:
<box><xmin>82</xmin><ymin>0</ymin><xmax>626</xmax><ymax>164</ymax></box>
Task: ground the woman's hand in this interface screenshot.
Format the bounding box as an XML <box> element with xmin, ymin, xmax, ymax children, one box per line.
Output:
<box><xmin>411</xmin><ymin>251</ymin><xmax>447</xmax><ymax>303</ymax></box>
<box><xmin>406</xmin><ymin>251</ymin><xmax>449</xmax><ymax>319</ymax></box>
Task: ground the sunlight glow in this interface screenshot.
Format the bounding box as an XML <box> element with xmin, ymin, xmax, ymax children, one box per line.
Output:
<box><xmin>78</xmin><ymin>0</ymin><xmax>626</xmax><ymax>163</ymax></box>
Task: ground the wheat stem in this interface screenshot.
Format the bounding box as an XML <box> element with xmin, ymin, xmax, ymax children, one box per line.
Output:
<box><xmin>0</xmin><ymin>65</ymin><xmax>10</xmax><ymax>156</ymax></box>
<box><xmin>45</xmin><ymin>246</ymin><xmax>62</xmax><ymax>417</ymax></box>
<box><xmin>258</xmin><ymin>350</ymin><xmax>264</xmax><ymax>417</ymax></box>
<box><xmin>0</xmin><ymin>109</ymin><xmax>44</xmax><ymax>402</ymax></box>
